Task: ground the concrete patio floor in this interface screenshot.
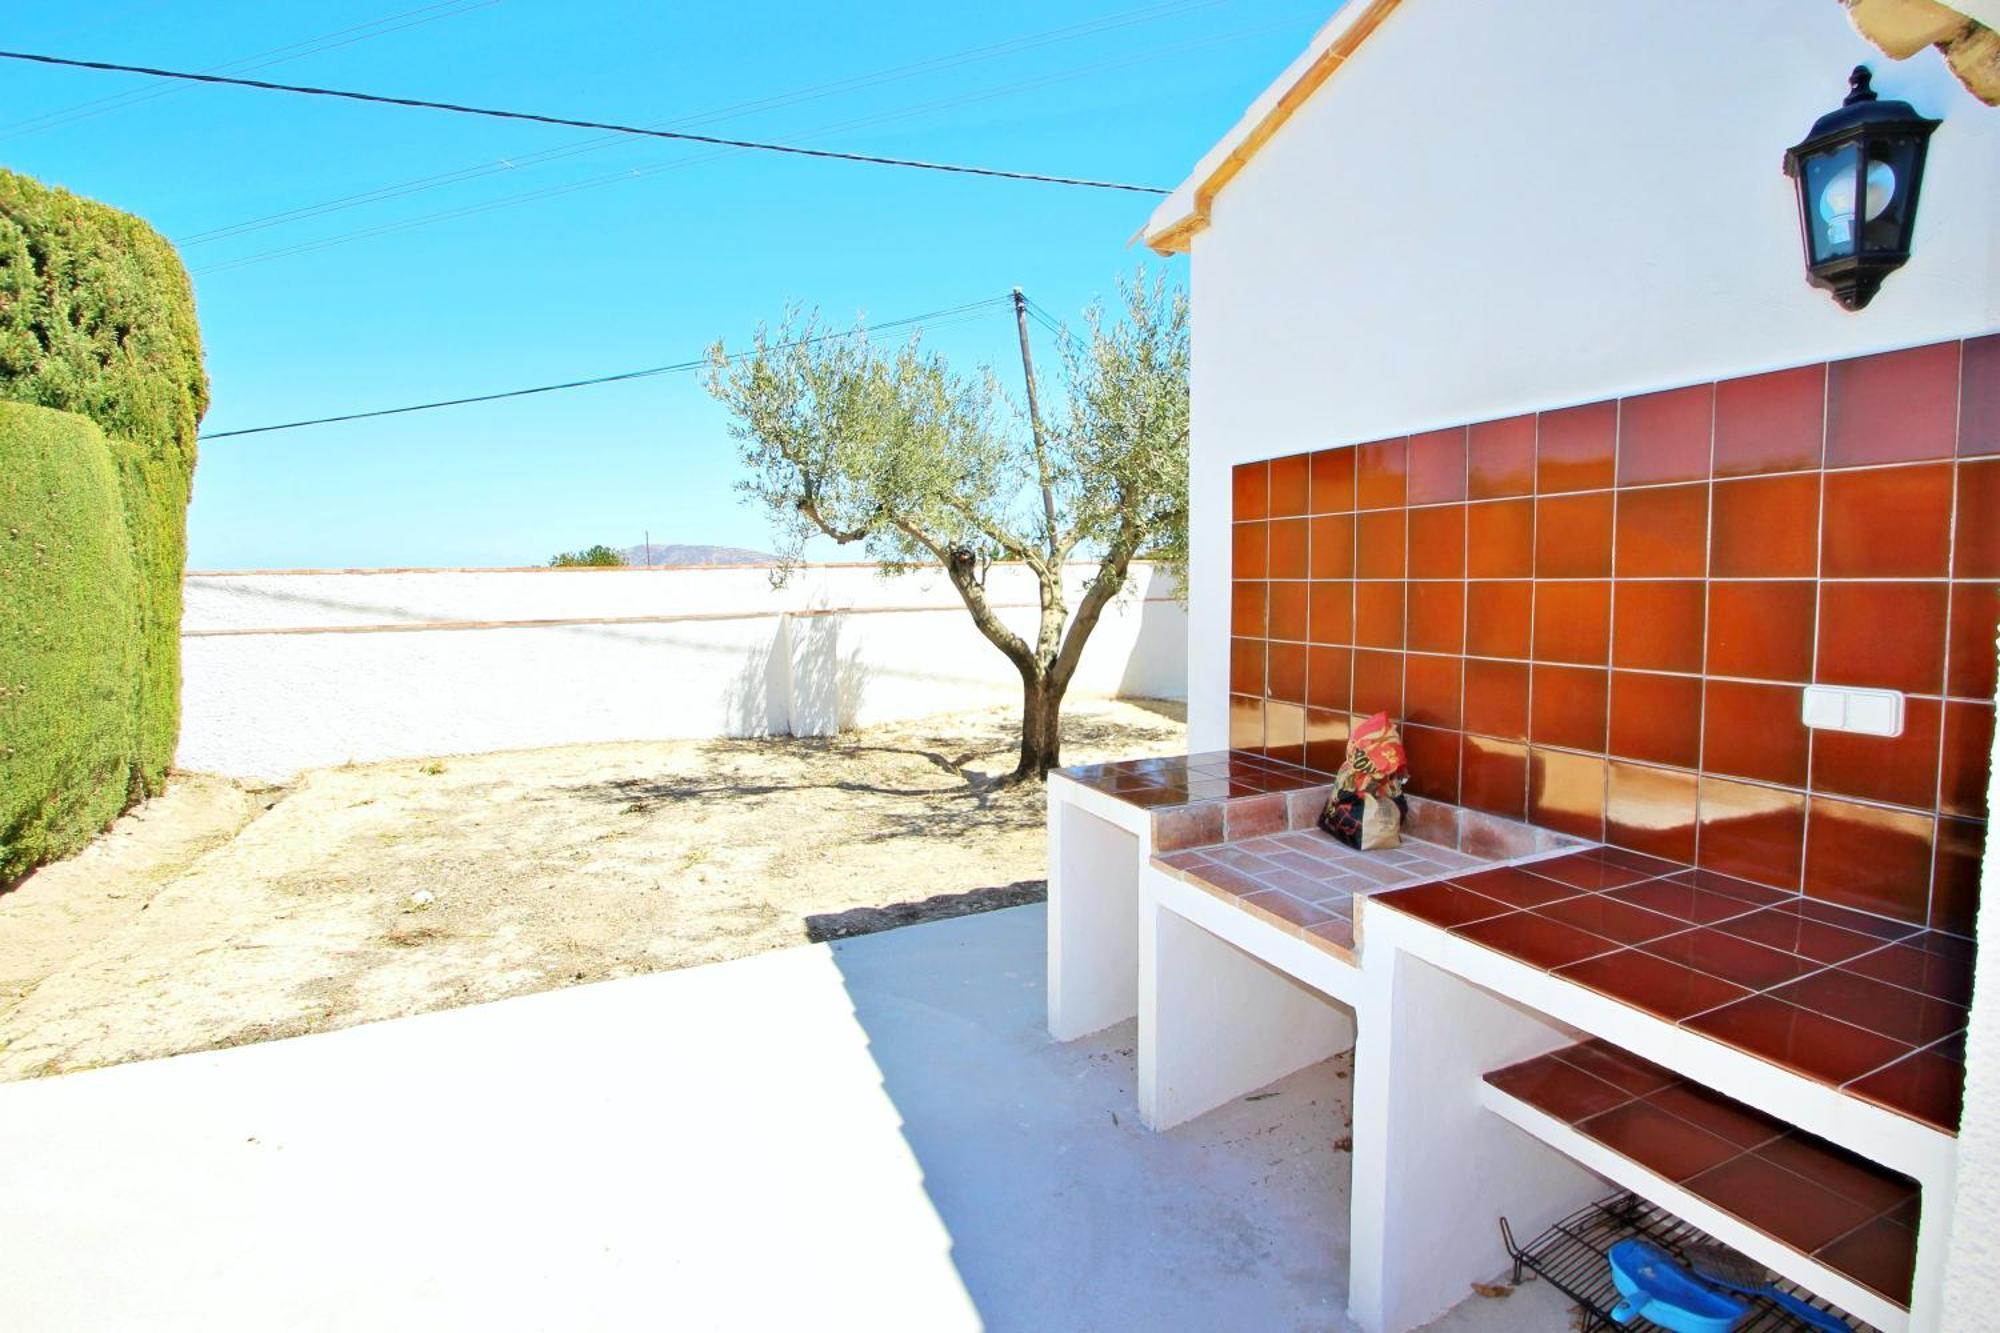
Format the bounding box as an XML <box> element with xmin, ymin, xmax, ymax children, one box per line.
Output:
<box><xmin>0</xmin><ymin>904</ymin><xmax>1570</xmax><ymax>1331</ymax></box>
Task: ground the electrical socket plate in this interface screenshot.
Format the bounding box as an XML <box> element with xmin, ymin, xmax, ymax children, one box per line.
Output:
<box><xmin>1801</xmin><ymin>684</ymin><xmax>1904</xmax><ymax>737</ymax></box>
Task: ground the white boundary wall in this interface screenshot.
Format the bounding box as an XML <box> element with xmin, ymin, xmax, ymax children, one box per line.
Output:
<box><xmin>177</xmin><ymin>562</ymin><xmax>1186</xmax><ymax>781</ymax></box>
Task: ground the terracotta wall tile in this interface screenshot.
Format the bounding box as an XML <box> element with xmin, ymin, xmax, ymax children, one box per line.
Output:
<box><xmin>1615</xmin><ymin>484</ymin><xmax>1709</xmax><ymax>578</ymax></box>
<box><xmin>1532</xmin><ymin>665</ymin><xmax>1610</xmax><ymax>751</ymax></box>
<box><xmin>1619</xmin><ymin>385</ymin><xmax>1714</xmax><ymax>487</ymax></box>
<box><xmin>1933</xmin><ymin>819</ymin><xmax>1986</xmax><ymax>934</ymax></box>
<box><xmin>1463</xmin><ymin>735</ymin><xmax>1529</xmax><ymax>818</ymax></box>
<box><xmin>1228</xmin><ymin>695</ymin><xmax>1264</xmax><ymax>750</ymax></box>
<box><xmin>1703</xmin><ymin>680</ymin><xmax>1809</xmax><ymax>787</ymax></box>
<box><xmin>1265</xmin><ymin>700</ymin><xmax>1306</xmax><ymax>764</ymax></box>
<box><xmin>1307</xmin><ymin>645</ymin><xmax>1352</xmax><ymax>713</ymax></box>
<box><xmin>1812</xmin><ymin>696</ymin><xmax>1941</xmax><ymax>810</ymax></box>
<box><xmin>1468</xmin><ymin>499</ymin><xmax>1534</xmax><ymax>577</ymax></box>
<box><xmin>1821</xmin><ymin>463</ymin><xmax>1953</xmax><ymax>578</ymax></box>
<box><xmin>1357</xmin><ymin>509</ymin><xmax>1407</xmax><ymax>578</ymax></box>
<box><xmin>1310</xmin><ymin>448</ymin><xmax>1356</xmax><ymax>513</ymax></box>
<box><xmin>1712</xmin><ymin>474</ymin><xmax>1820</xmax><ymax>577</ymax></box>
<box><xmin>1962</xmin><ymin>334</ymin><xmax>2000</xmax><ymax>458</ymax></box>
<box><xmin>1707</xmin><ymin>582</ymin><xmax>1815</xmax><ymax>682</ymax></box>
<box><xmin>1269</xmin><ymin>581</ymin><xmax>1309</xmax><ymax>641</ymax></box>
<box><xmin>1613</xmin><ymin>582</ymin><xmax>1706</xmax><ymax>674</ymax></box>
<box><xmin>1715</xmin><ymin>363</ymin><xmax>1825</xmax><ymax>477</ymax></box>
<box><xmin>1941</xmin><ymin>702</ymin><xmax>1994</xmax><ymax>819</ymax></box>
<box><xmin>1404</xmin><ymin>722</ymin><xmax>1461</xmax><ymax>802</ymax></box>
<box><xmin>1309</xmin><ymin>582</ymin><xmax>1353</xmax><ymax>645</ymax></box>
<box><xmin>1530</xmin><ymin>748</ymin><xmax>1608</xmax><ymax>841</ymax></box>
<box><xmin>1467</xmin><ymin>581</ymin><xmax>1534</xmax><ymax>660</ymax></box>
<box><xmin>1817</xmin><ymin>581</ymin><xmax>1948</xmax><ymax>694</ymax></box>
<box><xmin>1804</xmin><ymin>797</ymin><xmax>1935</xmax><ymax>925</ymax></box>
<box><xmin>1305</xmin><ymin>708</ymin><xmax>1351</xmax><ymax>773</ymax></box>
<box><xmin>1947</xmin><ymin>583</ymin><xmax>1997</xmax><ymax>700</ymax></box>
<box><xmin>1268</xmin><ymin>517</ymin><xmax>1309</xmax><ymax>579</ymax></box>
<box><xmin>1827</xmin><ymin>342</ymin><xmax>1960</xmax><ymax>468</ymax></box>
<box><xmin>1698</xmin><ymin>777</ymin><xmax>1807</xmax><ymax>890</ymax></box>
<box><xmin>1407</xmin><ymin>580</ymin><xmax>1466</xmax><ymax>655</ymax></box>
<box><xmin>1957</xmin><ymin>460</ymin><xmax>2000</xmax><ymax>578</ymax></box>
<box><xmin>1309</xmin><ymin>514</ymin><xmax>1355</xmax><ymax>579</ymax></box>
<box><xmin>1609</xmin><ymin>672</ymin><xmax>1703</xmax><ymax>769</ymax></box>
<box><xmin>1607</xmin><ymin>761</ymin><xmax>1700</xmax><ymax>862</ymax></box>
<box><xmin>1355</xmin><ymin>580</ymin><xmax>1405</xmax><ymax>649</ymax></box>
<box><xmin>1233</xmin><ymin>461</ymin><xmax>1269</xmax><ymax>521</ymax></box>
<box><xmin>1409</xmin><ymin>504</ymin><xmax>1465</xmax><ymax>578</ymax></box>
<box><xmin>1405</xmin><ymin>652</ymin><xmax>1463</xmax><ymax>729</ymax></box>
<box><xmin>1534</xmin><ymin>581</ymin><xmax>1611</xmax><ymax>665</ymax></box>
<box><xmin>1539</xmin><ymin>400</ymin><xmax>1618</xmax><ymax>493</ymax></box>
<box><xmin>1233</xmin><ymin>521</ymin><xmax>1268</xmax><ymax>578</ymax></box>
<box><xmin>1408</xmin><ymin>427</ymin><xmax>1468</xmax><ymax>504</ymax></box>
<box><xmin>1537</xmin><ymin>491</ymin><xmax>1614</xmax><ymax>578</ymax></box>
<box><xmin>1231</xmin><ymin>582</ymin><xmax>1267</xmax><ymax>637</ymax></box>
<box><xmin>1469</xmin><ymin>415</ymin><xmax>1536</xmax><ymax>499</ymax></box>
<box><xmin>1356</xmin><ymin>438</ymin><xmax>1408</xmax><ymax>510</ymax></box>
<box><xmin>1353</xmin><ymin>649</ymin><xmax>1404</xmax><ymax>717</ymax></box>
<box><xmin>1268</xmin><ymin>641</ymin><xmax>1308</xmax><ymax>703</ymax></box>
<box><xmin>1230</xmin><ymin>638</ymin><xmax>1265</xmax><ymax>694</ymax></box>
<box><xmin>1268</xmin><ymin>452</ymin><xmax>1310</xmax><ymax>517</ymax></box>
<box><xmin>1465</xmin><ymin>659</ymin><xmax>1530</xmax><ymax>741</ymax></box>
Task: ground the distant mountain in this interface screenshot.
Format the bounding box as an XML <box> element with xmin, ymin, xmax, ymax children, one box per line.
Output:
<box><xmin>620</xmin><ymin>543</ymin><xmax>777</xmax><ymax>568</ymax></box>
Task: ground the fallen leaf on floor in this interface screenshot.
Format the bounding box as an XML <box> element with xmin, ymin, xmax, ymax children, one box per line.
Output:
<box><xmin>1245</xmin><ymin>1091</ymin><xmax>1279</xmax><ymax>1102</ymax></box>
<box><xmin>1470</xmin><ymin>1282</ymin><xmax>1512</xmax><ymax>1299</ymax></box>
<box><xmin>1332</xmin><ymin>1136</ymin><xmax>1352</xmax><ymax>1152</ymax></box>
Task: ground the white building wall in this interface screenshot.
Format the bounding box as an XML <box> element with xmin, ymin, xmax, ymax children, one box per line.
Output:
<box><xmin>1181</xmin><ymin>0</ymin><xmax>2000</xmax><ymax>750</ymax></box>
<box><xmin>177</xmin><ymin>563</ymin><xmax>1186</xmax><ymax>781</ymax></box>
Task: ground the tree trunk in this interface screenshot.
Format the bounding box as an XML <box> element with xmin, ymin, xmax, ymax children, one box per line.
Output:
<box><xmin>1015</xmin><ymin>669</ymin><xmax>1067</xmax><ymax>781</ymax></box>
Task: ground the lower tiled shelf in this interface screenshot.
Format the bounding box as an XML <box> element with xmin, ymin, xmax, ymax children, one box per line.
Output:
<box><xmin>1484</xmin><ymin>1041</ymin><xmax>1918</xmax><ymax>1331</ymax></box>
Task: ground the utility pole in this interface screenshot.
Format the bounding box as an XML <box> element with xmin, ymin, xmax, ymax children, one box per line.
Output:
<box><xmin>1012</xmin><ymin>287</ymin><xmax>1058</xmax><ymax>558</ymax></box>
<box><xmin>644</xmin><ymin>529</ymin><xmax>652</xmax><ymax>568</ymax></box>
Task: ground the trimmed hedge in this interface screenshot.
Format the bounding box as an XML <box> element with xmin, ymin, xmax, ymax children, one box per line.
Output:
<box><xmin>0</xmin><ymin>169</ymin><xmax>207</xmax><ymax>881</ymax></box>
<box><xmin>0</xmin><ymin>404</ymin><xmax>141</xmax><ymax>879</ymax></box>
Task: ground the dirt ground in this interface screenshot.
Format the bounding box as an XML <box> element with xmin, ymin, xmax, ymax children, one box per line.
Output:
<box><xmin>0</xmin><ymin>698</ymin><xmax>1184</xmax><ymax>1080</ymax></box>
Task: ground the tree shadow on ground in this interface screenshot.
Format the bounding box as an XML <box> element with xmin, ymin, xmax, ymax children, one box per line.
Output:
<box><xmin>804</xmin><ymin>880</ymin><xmax>1046</xmax><ymax>943</ymax></box>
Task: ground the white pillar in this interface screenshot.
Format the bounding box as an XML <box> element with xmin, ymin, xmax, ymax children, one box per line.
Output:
<box><xmin>1046</xmin><ymin>789</ymin><xmax>1144</xmax><ymax>1042</ymax></box>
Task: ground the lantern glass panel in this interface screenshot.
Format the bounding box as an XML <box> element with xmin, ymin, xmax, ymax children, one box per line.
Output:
<box><xmin>1860</xmin><ymin>136</ymin><xmax>1921</xmax><ymax>255</ymax></box>
<box><xmin>1804</xmin><ymin>143</ymin><xmax>1861</xmax><ymax>261</ymax></box>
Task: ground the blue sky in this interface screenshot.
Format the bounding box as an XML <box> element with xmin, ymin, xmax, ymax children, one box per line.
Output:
<box><xmin>3</xmin><ymin>0</ymin><xmax>1327</xmax><ymax>568</ymax></box>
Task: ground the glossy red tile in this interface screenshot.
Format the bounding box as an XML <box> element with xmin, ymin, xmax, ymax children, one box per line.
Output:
<box><xmin>1816</xmin><ymin>1215</ymin><xmax>1918</xmax><ymax>1303</ymax></box>
<box><xmin>1608</xmin><ymin>876</ymin><xmax>1774</xmax><ymax>928</ymax></box>
<box><xmin>1306</xmin><ymin>645</ymin><xmax>1352</xmax><ymax>713</ymax></box>
<box><xmin>1611</xmin><ymin>582</ymin><xmax>1706</xmax><ymax>673</ymax></box>
<box><xmin>1538</xmin><ymin>400</ymin><xmax>1617</xmax><ymax>494</ymax></box>
<box><xmin>1308</xmin><ymin>514</ymin><xmax>1355</xmax><ymax>579</ymax></box>
<box><xmin>1268</xmin><ymin>517</ymin><xmax>1308</xmax><ymax>579</ymax></box>
<box><xmin>1356</xmin><ymin>509</ymin><xmax>1406</xmax><ymax>579</ymax></box>
<box><xmin>1817</xmin><ymin>581</ymin><xmax>1948</xmax><ymax>694</ymax></box>
<box><xmin>1535</xmin><ymin>491</ymin><xmax>1613</xmax><ymax>578</ymax></box>
<box><xmin>1353</xmin><ymin>650</ymin><xmax>1404</xmax><ymax>717</ymax></box>
<box><xmin>1957</xmin><ymin>459</ymin><xmax>2000</xmax><ymax>578</ymax></box>
<box><xmin>1375</xmin><ymin>879</ymin><xmax>1514</xmax><ymax>929</ymax></box>
<box><xmin>1768</xmin><ymin>967</ymin><xmax>1966</xmax><ymax>1047</ymax></box>
<box><xmin>1448</xmin><ymin>864</ymin><xmax>1582</xmax><ymax>909</ymax></box>
<box><xmin>1963</xmin><ymin>334</ymin><xmax>2000</xmax><ymax>457</ymax></box>
<box><xmin>1268</xmin><ymin>580</ymin><xmax>1309</xmax><ymax>642</ymax></box>
<box><xmin>1355</xmin><ymin>437</ymin><xmax>1407</xmax><ymax>510</ymax></box>
<box><xmin>1402</xmin><ymin>721</ymin><xmax>1461</xmax><ymax>802</ymax></box>
<box><xmin>1702</xmin><ymin>680</ymin><xmax>1808</xmax><ymax>787</ymax></box>
<box><xmin>1822</xmin><ymin>462</ymin><xmax>1954</xmax><ymax>578</ymax></box>
<box><xmin>1946</xmin><ymin>582</ymin><xmax>1997</xmax><ymax>700</ymax></box>
<box><xmin>1232</xmin><ymin>520</ymin><xmax>1268</xmax><ymax>579</ymax></box>
<box><xmin>1406</xmin><ymin>581</ymin><xmax>1464</xmax><ymax>655</ymax></box>
<box><xmin>1683</xmin><ymin>1152</ymin><xmax>1879</xmax><ymax>1253</ymax></box>
<box><xmin>1714</xmin><ymin>362</ymin><xmax>1826</xmax><ymax>477</ymax></box>
<box><xmin>1523</xmin><ymin>851</ymin><xmax>1657</xmax><ymax>892</ymax></box>
<box><xmin>1756</xmin><ymin>1131</ymin><xmax>1918</xmax><ymax>1215</ymax></box>
<box><xmin>1844</xmin><ymin>933</ymin><xmax>1976</xmax><ymax>1004</ymax></box>
<box><xmin>1230</xmin><ymin>638</ymin><xmax>1265</xmax><ymax>695</ymax></box>
<box><xmin>1231</xmin><ymin>581</ymin><xmax>1267</xmax><ymax>637</ymax></box>
<box><xmin>1608</xmin><ymin>672</ymin><xmax>1702</xmax><ymax>769</ymax></box>
<box><xmin>1606</xmin><ymin>762</ymin><xmax>1700</xmax><ymax>863</ymax></box>
<box><xmin>1466</xmin><ymin>581</ymin><xmax>1533</xmax><ymax>660</ymax></box>
<box><xmin>1556</xmin><ymin>949</ymin><xmax>1752</xmax><ymax>1021</ymax></box>
<box><xmin>1468</xmin><ymin>415</ymin><xmax>1536</xmax><ymax>499</ymax></box>
<box><xmin>1228</xmin><ymin>695</ymin><xmax>1265</xmax><ymax>751</ymax></box>
<box><xmin>1803</xmin><ymin>797</ymin><xmax>1934</xmax><ymax>926</ymax></box>
<box><xmin>1355</xmin><ymin>581</ymin><xmax>1404</xmax><ymax>649</ymax></box>
<box><xmin>1463</xmin><ymin>658</ymin><xmax>1529</xmax><ymax>741</ymax></box>
<box><xmin>1713</xmin><ymin>903</ymin><xmax>1900</xmax><ymax>964</ymax></box>
<box><xmin>1268</xmin><ymin>452</ymin><xmax>1310</xmax><ymax>518</ymax></box>
<box><xmin>1696</xmin><ymin>777</ymin><xmax>1806</xmax><ymax>890</ymax></box>
<box><xmin>1533</xmin><ymin>581</ymin><xmax>1611</xmax><ymax>666</ymax></box>
<box><xmin>1267</xmin><ymin>641</ymin><xmax>1308</xmax><ymax>704</ymax></box>
<box><xmin>1530</xmin><ymin>665</ymin><xmax>1608</xmax><ymax>751</ymax></box>
<box><xmin>1556</xmin><ymin>1039</ymin><xmax>1680</xmax><ymax>1095</ymax></box>
<box><xmin>1304</xmin><ymin>706</ymin><xmax>1352</xmax><ymax>773</ymax></box>
<box><xmin>1308</xmin><ymin>582</ymin><xmax>1352</xmax><ymax>645</ymax></box>
<box><xmin>1812</xmin><ymin>696</ymin><xmax>1941</xmax><ymax>809</ymax></box>
<box><xmin>1407</xmin><ymin>504</ymin><xmax>1464</xmax><ymax>578</ymax></box>
<box><xmin>1706</xmin><ymin>582</ymin><xmax>1815</xmax><ymax>682</ymax></box>
<box><xmin>1407</xmin><ymin>427</ymin><xmax>1468</xmax><ymax>504</ymax></box>
<box><xmin>1576</xmin><ymin>1099</ymin><xmax>1741</xmax><ymax>1181</ymax></box>
<box><xmin>1460</xmin><ymin>735</ymin><xmax>1529</xmax><ymax>819</ymax></box>
<box><xmin>1485</xmin><ymin>1054</ymin><xmax>1634</xmax><ymax>1123</ymax></box>
<box><xmin>1310</xmin><ymin>447</ymin><xmax>1356</xmax><ymax>514</ymax></box>
<box><xmin>1536</xmin><ymin>893</ymin><xmax>1682</xmax><ymax>946</ymax></box>
<box><xmin>1403</xmin><ymin>652</ymin><xmax>1462</xmax><ymax>729</ymax></box>
<box><xmin>1467</xmin><ymin>498</ymin><xmax>1534</xmax><ymax>578</ymax></box>
<box><xmin>1619</xmin><ymin>385</ymin><xmax>1713</xmax><ymax>486</ymax></box>
<box><xmin>1233</xmin><ymin>461</ymin><xmax>1269</xmax><ymax>521</ymax></box>
<box><xmin>1827</xmin><ymin>341</ymin><xmax>1960</xmax><ymax>467</ymax></box>
<box><xmin>1456</xmin><ymin>909</ymin><xmax>1621</xmax><ymax>970</ymax></box>
<box><xmin>1643</xmin><ymin>926</ymin><xmax>1820</xmax><ymax>990</ymax></box>
<box><xmin>1529</xmin><ymin>748</ymin><xmax>1607</xmax><ymax>842</ymax></box>
<box><xmin>1264</xmin><ymin>700</ymin><xmax>1305</xmax><ymax>763</ymax></box>
<box><xmin>1844</xmin><ymin>1038</ymin><xmax>1965</xmax><ymax>1133</ymax></box>
<box><xmin>1613</xmin><ymin>484</ymin><xmax>1707</xmax><ymax>578</ymax></box>
<box><xmin>1932</xmin><ymin>818</ymin><xmax>1986</xmax><ymax>936</ymax></box>
<box><xmin>1711</xmin><ymin>473</ymin><xmax>1820</xmax><ymax>577</ymax></box>
<box><xmin>1683</xmin><ymin>995</ymin><xmax>1912</xmax><ymax>1087</ymax></box>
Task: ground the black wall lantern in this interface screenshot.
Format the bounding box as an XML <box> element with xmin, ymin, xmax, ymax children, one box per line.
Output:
<box><xmin>1784</xmin><ymin>66</ymin><xmax>1940</xmax><ymax>311</ymax></box>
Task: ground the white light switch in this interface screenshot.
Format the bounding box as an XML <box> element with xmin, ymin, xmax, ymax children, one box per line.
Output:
<box><xmin>1802</xmin><ymin>685</ymin><xmax>1903</xmax><ymax>737</ymax></box>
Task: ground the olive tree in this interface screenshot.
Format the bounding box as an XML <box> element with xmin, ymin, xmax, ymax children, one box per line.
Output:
<box><xmin>705</xmin><ymin>272</ymin><xmax>1188</xmax><ymax>781</ymax></box>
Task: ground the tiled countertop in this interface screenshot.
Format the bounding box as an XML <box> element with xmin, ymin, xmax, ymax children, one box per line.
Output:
<box><xmin>1488</xmin><ymin>1041</ymin><xmax>1919</xmax><ymax>1309</ymax></box>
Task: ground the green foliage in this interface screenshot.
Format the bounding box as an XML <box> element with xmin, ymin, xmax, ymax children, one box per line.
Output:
<box><xmin>0</xmin><ymin>404</ymin><xmax>142</xmax><ymax>881</ymax></box>
<box><xmin>0</xmin><ymin>169</ymin><xmax>207</xmax><ymax>878</ymax></box>
<box><xmin>549</xmin><ymin>544</ymin><xmax>628</xmax><ymax>567</ymax></box>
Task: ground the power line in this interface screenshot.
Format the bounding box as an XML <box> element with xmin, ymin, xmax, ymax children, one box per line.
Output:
<box><xmin>0</xmin><ymin>49</ymin><xmax>1170</xmax><ymax>195</ymax></box>
<box><xmin>197</xmin><ymin>296</ymin><xmax>1015</xmax><ymax>441</ymax></box>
